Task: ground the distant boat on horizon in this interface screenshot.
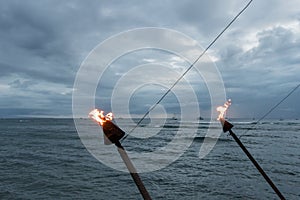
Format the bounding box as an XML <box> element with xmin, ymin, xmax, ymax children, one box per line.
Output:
<box><xmin>198</xmin><ymin>116</ymin><xmax>204</xmax><ymax>120</ymax></box>
<box><xmin>171</xmin><ymin>114</ymin><xmax>178</xmax><ymax>120</ymax></box>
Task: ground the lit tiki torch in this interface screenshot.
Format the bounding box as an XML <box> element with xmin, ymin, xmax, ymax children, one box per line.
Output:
<box><xmin>89</xmin><ymin>109</ymin><xmax>152</xmax><ymax>200</ymax></box>
<box><xmin>217</xmin><ymin>100</ymin><xmax>286</xmax><ymax>200</ymax></box>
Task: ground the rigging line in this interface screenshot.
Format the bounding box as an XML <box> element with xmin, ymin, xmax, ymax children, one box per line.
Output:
<box><xmin>121</xmin><ymin>0</ymin><xmax>254</xmax><ymax>142</ymax></box>
<box><xmin>240</xmin><ymin>83</ymin><xmax>300</xmax><ymax>138</ymax></box>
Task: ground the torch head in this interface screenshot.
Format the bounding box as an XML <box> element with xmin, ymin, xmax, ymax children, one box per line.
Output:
<box><xmin>102</xmin><ymin>120</ymin><xmax>125</xmax><ymax>144</ymax></box>
<box><xmin>220</xmin><ymin>118</ymin><xmax>234</xmax><ymax>133</ymax></box>
<box><xmin>216</xmin><ymin>99</ymin><xmax>233</xmax><ymax>132</ymax></box>
<box><xmin>89</xmin><ymin>109</ymin><xmax>125</xmax><ymax>145</ymax></box>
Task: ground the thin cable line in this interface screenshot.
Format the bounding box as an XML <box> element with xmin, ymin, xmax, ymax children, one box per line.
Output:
<box><xmin>240</xmin><ymin>83</ymin><xmax>300</xmax><ymax>138</ymax></box>
<box><xmin>121</xmin><ymin>0</ymin><xmax>253</xmax><ymax>142</ymax></box>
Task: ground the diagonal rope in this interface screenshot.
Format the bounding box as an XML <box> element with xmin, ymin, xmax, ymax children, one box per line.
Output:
<box><xmin>239</xmin><ymin>83</ymin><xmax>300</xmax><ymax>138</ymax></box>
<box><xmin>121</xmin><ymin>0</ymin><xmax>254</xmax><ymax>142</ymax></box>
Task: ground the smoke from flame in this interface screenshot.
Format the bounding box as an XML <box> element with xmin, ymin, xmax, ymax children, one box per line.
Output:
<box><xmin>89</xmin><ymin>109</ymin><xmax>113</xmax><ymax>126</ymax></box>
<box><xmin>216</xmin><ymin>99</ymin><xmax>231</xmax><ymax>120</ymax></box>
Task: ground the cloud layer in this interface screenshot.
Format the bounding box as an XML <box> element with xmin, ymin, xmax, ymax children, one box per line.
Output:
<box><xmin>0</xmin><ymin>0</ymin><xmax>299</xmax><ymax>118</ymax></box>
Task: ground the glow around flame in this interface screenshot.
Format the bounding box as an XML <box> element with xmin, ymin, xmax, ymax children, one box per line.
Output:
<box><xmin>216</xmin><ymin>99</ymin><xmax>231</xmax><ymax>120</ymax></box>
<box><xmin>89</xmin><ymin>109</ymin><xmax>113</xmax><ymax>126</ymax></box>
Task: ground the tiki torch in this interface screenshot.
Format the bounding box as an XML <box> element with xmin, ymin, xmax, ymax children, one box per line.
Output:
<box><xmin>89</xmin><ymin>109</ymin><xmax>152</xmax><ymax>200</ymax></box>
<box><xmin>217</xmin><ymin>100</ymin><xmax>286</xmax><ymax>200</ymax></box>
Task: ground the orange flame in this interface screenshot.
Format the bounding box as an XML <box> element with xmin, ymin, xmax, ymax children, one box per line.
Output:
<box><xmin>216</xmin><ymin>99</ymin><xmax>231</xmax><ymax>120</ymax></box>
<box><xmin>89</xmin><ymin>109</ymin><xmax>113</xmax><ymax>126</ymax></box>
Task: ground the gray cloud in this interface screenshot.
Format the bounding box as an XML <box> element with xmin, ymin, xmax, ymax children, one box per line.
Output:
<box><xmin>215</xmin><ymin>24</ymin><xmax>300</xmax><ymax>118</ymax></box>
<box><xmin>0</xmin><ymin>0</ymin><xmax>299</xmax><ymax>118</ymax></box>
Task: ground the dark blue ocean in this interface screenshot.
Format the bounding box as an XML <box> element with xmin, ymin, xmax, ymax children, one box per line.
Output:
<box><xmin>1</xmin><ymin>118</ymin><xmax>299</xmax><ymax>199</ymax></box>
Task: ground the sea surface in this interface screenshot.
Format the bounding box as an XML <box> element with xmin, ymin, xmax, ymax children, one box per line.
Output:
<box><xmin>1</xmin><ymin>118</ymin><xmax>299</xmax><ymax>199</ymax></box>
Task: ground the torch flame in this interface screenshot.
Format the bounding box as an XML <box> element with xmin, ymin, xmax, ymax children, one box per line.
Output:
<box><xmin>89</xmin><ymin>109</ymin><xmax>113</xmax><ymax>126</ymax></box>
<box><xmin>216</xmin><ymin>99</ymin><xmax>231</xmax><ymax>120</ymax></box>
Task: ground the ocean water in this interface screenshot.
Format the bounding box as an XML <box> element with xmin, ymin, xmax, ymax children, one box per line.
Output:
<box><xmin>0</xmin><ymin>118</ymin><xmax>299</xmax><ymax>199</ymax></box>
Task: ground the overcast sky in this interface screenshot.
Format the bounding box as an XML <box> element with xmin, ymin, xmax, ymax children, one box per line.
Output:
<box><xmin>1</xmin><ymin>0</ymin><xmax>299</xmax><ymax>119</ymax></box>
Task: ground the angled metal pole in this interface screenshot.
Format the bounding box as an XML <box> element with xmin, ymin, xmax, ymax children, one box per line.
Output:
<box><xmin>115</xmin><ymin>141</ymin><xmax>152</xmax><ymax>200</ymax></box>
<box><xmin>220</xmin><ymin>119</ymin><xmax>286</xmax><ymax>200</ymax></box>
<box><xmin>102</xmin><ymin>121</ymin><xmax>152</xmax><ymax>200</ymax></box>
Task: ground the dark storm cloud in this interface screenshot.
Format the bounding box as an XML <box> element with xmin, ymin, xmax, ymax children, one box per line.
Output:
<box><xmin>218</xmin><ymin>26</ymin><xmax>300</xmax><ymax>86</ymax></box>
<box><xmin>0</xmin><ymin>61</ymin><xmax>75</xmax><ymax>86</ymax></box>
<box><xmin>215</xmin><ymin>24</ymin><xmax>300</xmax><ymax>118</ymax></box>
<box><xmin>0</xmin><ymin>0</ymin><xmax>299</xmax><ymax>118</ymax></box>
<box><xmin>8</xmin><ymin>79</ymin><xmax>35</xmax><ymax>89</ymax></box>
<box><xmin>0</xmin><ymin>0</ymin><xmax>160</xmax><ymax>87</ymax></box>
<box><xmin>0</xmin><ymin>0</ymin><xmax>103</xmax><ymax>118</ymax></box>
<box><xmin>174</xmin><ymin>0</ymin><xmax>242</xmax><ymax>35</ymax></box>
<box><xmin>0</xmin><ymin>1</ymin><xmax>77</xmax><ymax>87</ymax></box>
<box><xmin>1</xmin><ymin>1</ymin><xmax>62</xmax><ymax>56</ymax></box>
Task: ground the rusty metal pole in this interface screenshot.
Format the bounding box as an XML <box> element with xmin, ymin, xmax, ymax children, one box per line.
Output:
<box><xmin>102</xmin><ymin>121</ymin><xmax>152</xmax><ymax>200</ymax></box>
<box><xmin>115</xmin><ymin>141</ymin><xmax>152</xmax><ymax>200</ymax></box>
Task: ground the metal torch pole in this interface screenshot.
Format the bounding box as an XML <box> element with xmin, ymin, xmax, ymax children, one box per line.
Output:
<box><xmin>99</xmin><ymin>120</ymin><xmax>152</xmax><ymax>200</ymax></box>
<box><xmin>221</xmin><ymin>119</ymin><xmax>285</xmax><ymax>200</ymax></box>
<box><xmin>114</xmin><ymin>141</ymin><xmax>152</xmax><ymax>200</ymax></box>
<box><xmin>89</xmin><ymin>110</ymin><xmax>152</xmax><ymax>199</ymax></box>
<box><xmin>228</xmin><ymin>129</ymin><xmax>285</xmax><ymax>200</ymax></box>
